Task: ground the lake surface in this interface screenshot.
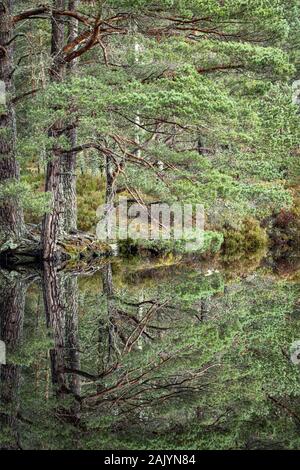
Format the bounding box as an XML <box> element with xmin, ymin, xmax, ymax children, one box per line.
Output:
<box><xmin>0</xmin><ymin>253</ymin><xmax>300</xmax><ymax>450</ymax></box>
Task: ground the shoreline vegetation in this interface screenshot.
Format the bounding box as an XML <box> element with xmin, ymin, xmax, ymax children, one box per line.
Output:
<box><xmin>1</xmin><ymin>194</ymin><xmax>299</xmax><ymax>266</ymax></box>
<box><xmin>1</xmin><ymin>172</ymin><xmax>299</xmax><ymax>266</ymax></box>
<box><xmin>1</xmin><ymin>1</ymin><xmax>300</xmax><ymax>267</ymax></box>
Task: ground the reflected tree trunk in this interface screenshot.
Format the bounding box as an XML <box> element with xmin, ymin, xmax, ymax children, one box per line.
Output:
<box><xmin>0</xmin><ymin>270</ymin><xmax>30</xmax><ymax>449</ymax></box>
<box><xmin>199</xmin><ymin>299</ymin><xmax>209</xmax><ymax>321</ymax></box>
<box><xmin>42</xmin><ymin>264</ymin><xmax>81</xmax><ymax>422</ymax></box>
<box><xmin>197</xmin><ymin>135</ymin><xmax>205</xmax><ymax>155</ymax></box>
<box><xmin>64</xmin><ymin>276</ymin><xmax>81</xmax><ymax>419</ymax></box>
<box><xmin>98</xmin><ymin>263</ymin><xmax>115</xmax><ymax>377</ymax></box>
<box><xmin>42</xmin><ymin>263</ymin><xmax>67</xmax><ymax>396</ymax></box>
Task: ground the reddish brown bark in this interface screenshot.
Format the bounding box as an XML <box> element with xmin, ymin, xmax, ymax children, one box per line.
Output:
<box><xmin>41</xmin><ymin>0</ymin><xmax>66</xmax><ymax>261</ymax></box>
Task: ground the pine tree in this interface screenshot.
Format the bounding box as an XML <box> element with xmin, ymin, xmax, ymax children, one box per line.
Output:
<box><xmin>0</xmin><ymin>0</ymin><xmax>24</xmax><ymax>245</ymax></box>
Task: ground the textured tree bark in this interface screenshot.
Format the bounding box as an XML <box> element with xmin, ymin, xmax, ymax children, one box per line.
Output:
<box><xmin>0</xmin><ymin>1</ymin><xmax>24</xmax><ymax>244</ymax></box>
<box><xmin>98</xmin><ymin>263</ymin><xmax>115</xmax><ymax>376</ymax></box>
<box><xmin>0</xmin><ymin>270</ymin><xmax>28</xmax><ymax>449</ymax></box>
<box><xmin>62</xmin><ymin>0</ymin><xmax>79</xmax><ymax>234</ymax></box>
<box><xmin>62</xmin><ymin>133</ymin><xmax>78</xmax><ymax>234</ymax></box>
<box><xmin>42</xmin><ymin>263</ymin><xmax>67</xmax><ymax>395</ymax></box>
<box><xmin>104</xmin><ymin>156</ymin><xmax>117</xmax><ymax>240</ymax></box>
<box><xmin>42</xmin><ymin>265</ymin><xmax>81</xmax><ymax>425</ymax></box>
<box><xmin>41</xmin><ymin>0</ymin><xmax>66</xmax><ymax>261</ymax></box>
<box><xmin>64</xmin><ymin>275</ymin><xmax>80</xmax><ymax>397</ymax></box>
<box><xmin>41</xmin><ymin>152</ymin><xmax>64</xmax><ymax>261</ymax></box>
<box><xmin>64</xmin><ymin>275</ymin><xmax>81</xmax><ymax>421</ymax></box>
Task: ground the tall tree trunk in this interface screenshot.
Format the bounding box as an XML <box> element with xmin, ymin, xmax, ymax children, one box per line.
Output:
<box><xmin>0</xmin><ymin>270</ymin><xmax>28</xmax><ymax>449</ymax></box>
<box><xmin>0</xmin><ymin>1</ymin><xmax>24</xmax><ymax>245</ymax></box>
<box><xmin>41</xmin><ymin>0</ymin><xmax>66</xmax><ymax>261</ymax></box>
<box><xmin>62</xmin><ymin>0</ymin><xmax>79</xmax><ymax>234</ymax></box>
<box><xmin>104</xmin><ymin>156</ymin><xmax>117</xmax><ymax>240</ymax></box>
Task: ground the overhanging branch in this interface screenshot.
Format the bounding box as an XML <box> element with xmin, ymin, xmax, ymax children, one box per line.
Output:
<box><xmin>13</xmin><ymin>8</ymin><xmax>92</xmax><ymax>26</ymax></box>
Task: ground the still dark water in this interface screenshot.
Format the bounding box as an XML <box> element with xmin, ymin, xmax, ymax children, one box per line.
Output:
<box><xmin>0</xmin><ymin>254</ymin><xmax>300</xmax><ymax>450</ymax></box>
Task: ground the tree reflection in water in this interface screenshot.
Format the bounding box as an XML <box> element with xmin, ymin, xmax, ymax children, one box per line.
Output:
<box><xmin>0</xmin><ymin>259</ymin><xmax>300</xmax><ymax>449</ymax></box>
<box><xmin>0</xmin><ymin>270</ymin><xmax>36</xmax><ymax>449</ymax></box>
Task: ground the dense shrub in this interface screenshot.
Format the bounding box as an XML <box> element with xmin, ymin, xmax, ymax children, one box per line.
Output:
<box><xmin>222</xmin><ymin>217</ymin><xmax>268</xmax><ymax>256</ymax></box>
